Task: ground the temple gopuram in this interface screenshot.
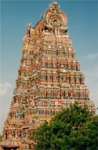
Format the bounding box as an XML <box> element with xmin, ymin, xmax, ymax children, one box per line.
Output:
<box><xmin>0</xmin><ymin>1</ymin><xmax>95</xmax><ymax>150</ymax></box>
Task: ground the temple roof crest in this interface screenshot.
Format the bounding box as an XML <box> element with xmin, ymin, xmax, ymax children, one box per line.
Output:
<box><xmin>45</xmin><ymin>1</ymin><xmax>67</xmax><ymax>28</ymax></box>
<box><xmin>49</xmin><ymin>1</ymin><xmax>61</xmax><ymax>13</ymax></box>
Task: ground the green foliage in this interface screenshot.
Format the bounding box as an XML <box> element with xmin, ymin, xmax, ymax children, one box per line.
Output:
<box><xmin>31</xmin><ymin>103</ymin><xmax>98</xmax><ymax>150</ymax></box>
<box><xmin>0</xmin><ymin>134</ymin><xmax>2</xmax><ymax>142</ymax></box>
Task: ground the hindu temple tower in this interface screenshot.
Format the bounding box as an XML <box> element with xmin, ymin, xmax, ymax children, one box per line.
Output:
<box><xmin>0</xmin><ymin>1</ymin><xmax>95</xmax><ymax>150</ymax></box>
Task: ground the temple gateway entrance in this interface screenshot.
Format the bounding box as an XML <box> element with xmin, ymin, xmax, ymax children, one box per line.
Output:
<box><xmin>2</xmin><ymin>146</ymin><xmax>19</xmax><ymax>150</ymax></box>
<box><xmin>3</xmin><ymin>148</ymin><xmax>17</xmax><ymax>150</ymax></box>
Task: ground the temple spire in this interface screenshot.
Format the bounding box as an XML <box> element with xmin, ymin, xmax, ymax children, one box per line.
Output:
<box><xmin>0</xmin><ymin>1</ymin><xmax>95</xmax><ymax>149</ymax></box>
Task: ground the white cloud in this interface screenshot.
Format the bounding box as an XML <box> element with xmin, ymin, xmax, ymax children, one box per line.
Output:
<box><xmin>87</xmin><ymin>53</ymin><xmax>98</xmax><ymax>60</ymax></box>
<box><xmin>84</xmin><ymin>66</ymin><xmax>98</xmax><ymax>79</ymax></box>
<box><xmin>0</xmin><ymin>83</ymin><xmax>12</xmax><ymax>96</ymax></box>
<box><xmin>83</xmin><ymin>66</ymin><xmax>98</xmax><ymax>113</ymax></box>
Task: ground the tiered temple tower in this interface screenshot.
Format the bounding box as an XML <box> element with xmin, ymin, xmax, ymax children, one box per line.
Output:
<box><xmin>0</xmin><ymin>2</ymin><xmax>95</xmax><ymax>150</ymax></box>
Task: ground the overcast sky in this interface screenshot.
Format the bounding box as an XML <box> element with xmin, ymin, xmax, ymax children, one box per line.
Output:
<box><xmin>0</xmin><ymin>0</ymin><xmax>98</xmax><ymax>134</ymax></box>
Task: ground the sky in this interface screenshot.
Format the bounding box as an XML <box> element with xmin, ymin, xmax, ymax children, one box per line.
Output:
<box><xmin>0</xmin><ymin>0</ymin><xmax>98</xmax><ymax>134</ymax></box>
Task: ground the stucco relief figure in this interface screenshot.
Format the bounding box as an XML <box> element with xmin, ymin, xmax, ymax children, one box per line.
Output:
<box><xmin>26</xmin><ymin>24</ymin><xmax>31</xmax><ymax>37</ymax></box>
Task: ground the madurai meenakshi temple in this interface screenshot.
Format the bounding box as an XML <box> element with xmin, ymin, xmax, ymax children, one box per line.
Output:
<box><xmin>0</xmin><ymin>1</ymin><xmax>95</xmax><ymax>150</ymax></box>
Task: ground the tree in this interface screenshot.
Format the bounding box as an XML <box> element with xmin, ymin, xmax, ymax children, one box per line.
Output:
<box><xmin>31</xmin><ymin>103</ymin><xmax>98</xmax><ymax>150</ymax></box>
<box><xmin>0</xmin><ymin>134</ymin><xmax>2</xmax><ymax>142</ymax></box>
